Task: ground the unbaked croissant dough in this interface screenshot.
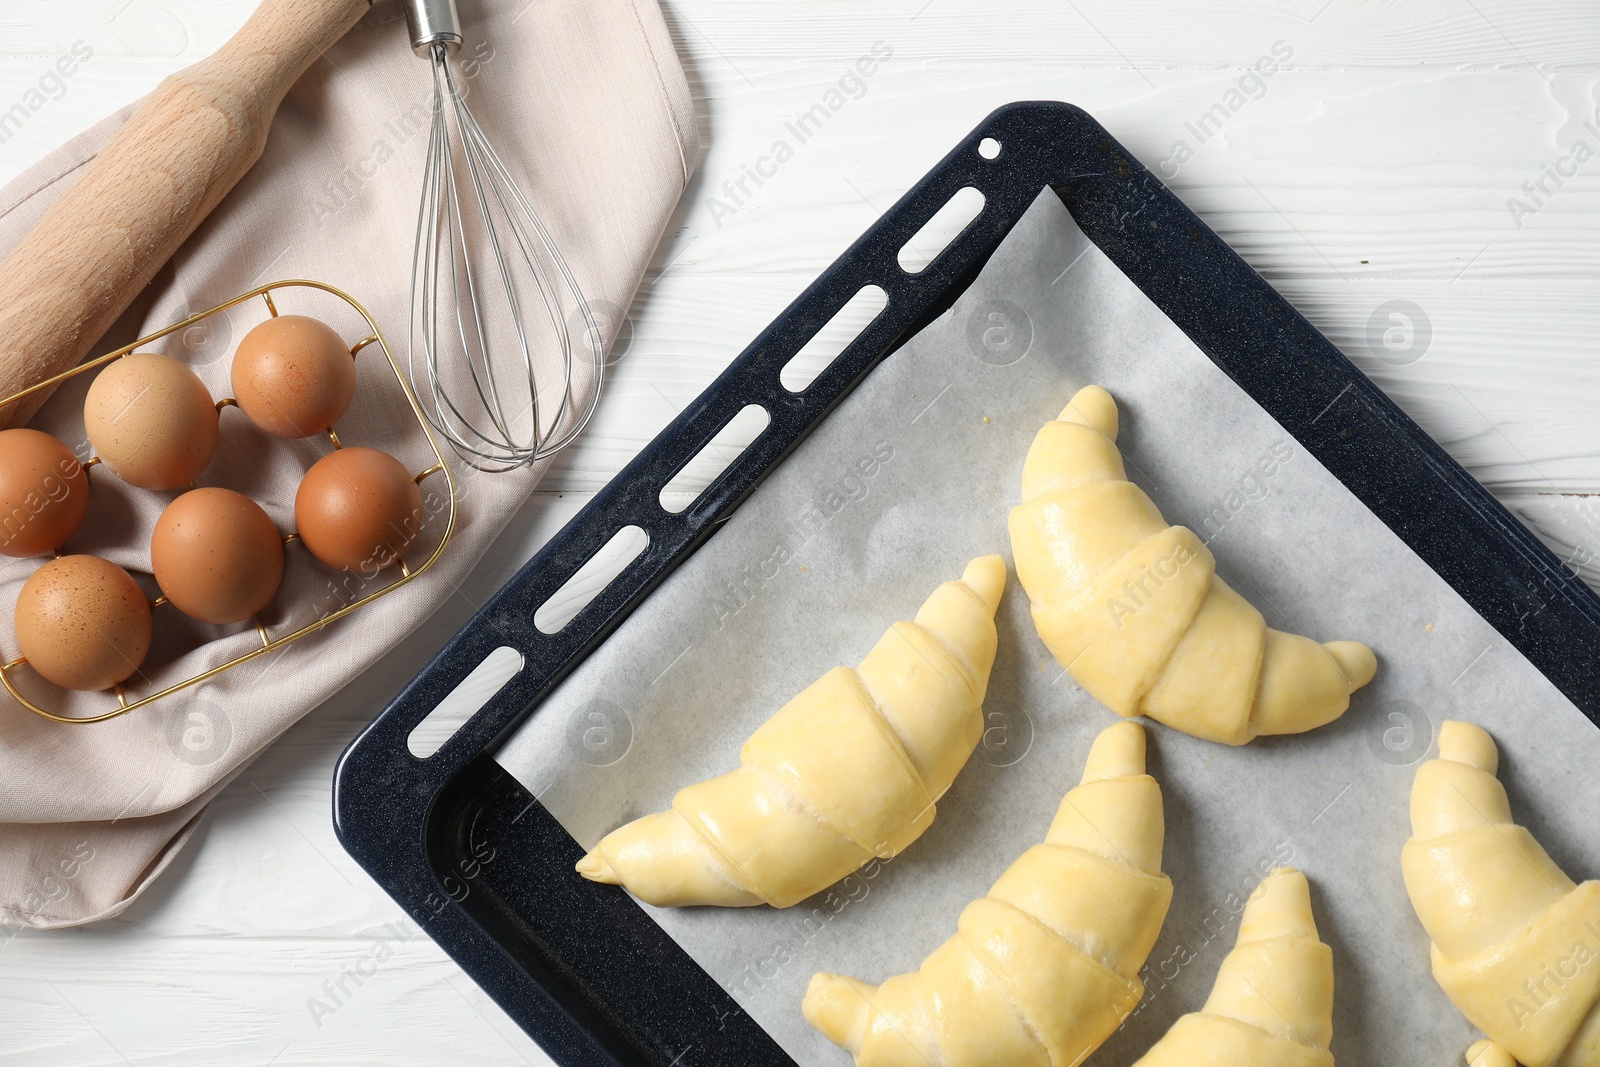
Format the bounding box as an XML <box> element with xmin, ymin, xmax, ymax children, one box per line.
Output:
<box><xmin>803</xmin><ymin>720</ymin><xmax>1172</xmax><ymax>1066</ymax></box>
<box><xmin>576</xmin><ymin>555</ymin><xmax>1006</xmax><ymax>908</ymax></box>
<box><xmin>1008</xmin><ymin>384</ymin><xmax>1376</xmax><ymax>744</ymax></box>
<box><xmin>1468</xmin><ymin>1043</ymin><xmax>1520</xmax><ymax>1067</ymax></box>
<box><xmin>1403</xmin><ymin>720</ymin><xmax>1600</xmax><ymax>1067</ymax></box>
<box><xmin>1131</xmin><ymin>867</ymin><xmax>1335</xmax><ymax>1066</ymax></box>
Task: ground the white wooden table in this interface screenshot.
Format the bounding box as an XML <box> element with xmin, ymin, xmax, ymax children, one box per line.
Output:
<box><xmin>2</xmin><ymin>2</ymin><xmax>1598</xmax><ymax>1064</ymax></box>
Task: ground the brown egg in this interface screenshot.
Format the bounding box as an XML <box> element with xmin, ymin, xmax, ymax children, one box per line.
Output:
<box><xmin>0</xmin><ymin>429</ymin><xmax>90</xmax><ymax>557</ymax></box>
<box><xmin>14</xmin><ymin>555</ymin><xmax>151</xmax><ymax>691</ymax></box>
<box><xmin>84</xmin><ymin>353</ymin><xmax>218</xmax><ymax>490</ymax></box>
<box><xmin>231</xmin><ymin>315</ymin><xmax>356</xmax><ymax>438</ymax></box>
<box><xmin>151</xmin><ymin>488</ymin><xmax>285</xmax><ymax>624</ymax></box>
<box><xmin>295</xmin><ymin>447</ymin><xmax>424</xmax><ymax>573</ymax></box>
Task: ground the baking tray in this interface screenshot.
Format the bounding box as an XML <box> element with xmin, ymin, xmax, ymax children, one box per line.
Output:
<box><xmin>332</xmin><ymin>101</ymin><xmax>1600</xmax><ymax>1065</ymax></box>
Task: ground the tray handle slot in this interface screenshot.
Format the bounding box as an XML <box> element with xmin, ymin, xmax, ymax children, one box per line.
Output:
<box><xmin>659</xmin><ymin>404</ymin><xmax>771</xmax><ymax>513</ymax></box>
<box><xmin>780</xmin><ymin>284</ymin><xmax>889</xmax><ymax>393</ymax></box>
<box><xmin>533</xmin><ymin>525</ymin><xmax>651</xmax><ymax>635</ymax></box>
<box><xmin>896</xmin><ymin>185</ymin><xmax>985</xmax><ymax>274</ymax></box>
<box><xmin>406</xmin><ymin>645</ymin><xmax>524</xmax><ymax>759</ymax></box>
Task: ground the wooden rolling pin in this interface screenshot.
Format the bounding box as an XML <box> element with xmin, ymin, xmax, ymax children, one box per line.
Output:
<box><xmin>0</xmin><ymin>0</ymin><xmax>372</xmax><ymax>428</ymax></box>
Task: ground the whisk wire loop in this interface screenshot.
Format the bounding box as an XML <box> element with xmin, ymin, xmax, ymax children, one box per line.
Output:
<box><xmin>409</xmin><ymin>40</ymin><xmax>604</xmax><ymax>473</ymax></box>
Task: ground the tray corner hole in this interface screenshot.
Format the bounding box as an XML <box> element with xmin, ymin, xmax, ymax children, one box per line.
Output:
<box><xmin>780</xmin><ymin>284</ymin><xmax>890</xmax><ymax>393</ymax></box>
<box><xmin>659</xmin><ymin>405</ymin><xmax>771</xmax><ymax>514</ymax></box>
<box><xmin>978</xmin><ymin>136</ymin><xmax>1001</xmax><ymax>159</ymax></box>
<box><xmin>533</xmin><ymin>525</ymin><xmax>651</xmax><ymax>635</ymax></box>
<box><xmin>406</xmin><ymin>645</ymin><xmax>524</xmax><ymax>759</ymax></box>
<box><xmin>897</xmin><ymin>186</ymin><xmax>985</xmax><ymax>275</ymax></box>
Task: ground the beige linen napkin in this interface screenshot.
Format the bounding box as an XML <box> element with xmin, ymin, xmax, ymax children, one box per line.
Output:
<box><xmin>0</xmin><ymin>0</ymin><xmax>695</xmax><ymax>928</ymax></box>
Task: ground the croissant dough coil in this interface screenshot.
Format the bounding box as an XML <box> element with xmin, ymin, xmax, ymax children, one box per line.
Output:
<box><xmin>1007</xmin><ymin>384</ymin><xmax>1376</xmax><ymax>745</ymax></box>
<box><xmin>577</xmin><ymin>555</ymin><xmax>1006</xmax><ymax>909</ymax></box>
<box><xmin>1403</xmin><ymin>720</ymin><xmax>1600</xmax><ymax>1067</ymax></box>
<box><xmin>803</xmin><ymin>720</ymin><xmax>1173</xmax><ymax>1066</ymax></box>
<box><xmin>1132</xmin><ymin>867</ymin><xmax>1335</xmax><ymax>1066</ymax></box>
<box><xmin>1469</xmin><ymin>1043</ymin><xmax>1521</xmax><ymax>1067</ymax></box>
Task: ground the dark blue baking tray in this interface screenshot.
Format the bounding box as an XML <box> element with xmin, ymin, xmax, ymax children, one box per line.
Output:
<box><xmin>333</xmin><ymin>101</ymin><xmax>1600</xmax><ymax>1066</ymax></box>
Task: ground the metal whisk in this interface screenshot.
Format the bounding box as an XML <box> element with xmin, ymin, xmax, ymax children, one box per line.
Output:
<box><xmin>404</xmin><ymin>0</ymin><xmax>604</xmax><ymax>472</ymax></box>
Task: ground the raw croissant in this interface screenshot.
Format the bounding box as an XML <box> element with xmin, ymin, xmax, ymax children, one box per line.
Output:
<box><xmin>1403</xmin><ymin>720</ymin><xmax>1600</xmax><ymax>1067</ymax></box>
<box><xmin>803</xmin><ymin>720</ymin><xmax>1172</xmax><ymax>1066</ymax></box>
<box><xmin>1008</xmin><ymin>384</ymin><xmax>1376</xmax><ymax>745</ymax></box>
<box><xmin>1468</xmin><ymin>1043</ymin><xmax>1520</xmax><ymax>1067</ymax></box>
<box><xmin>1131</xmin><ymin>867</ymin><xmax>1335</xmax><ymax>1066</ymax></box>
<box><xmin>576</xmin><ymin>555</ymin><xmax>1006</xmax><ymax>909</ymax></box>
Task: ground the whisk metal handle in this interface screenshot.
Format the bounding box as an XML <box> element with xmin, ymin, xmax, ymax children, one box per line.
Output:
<box><xmin>406</xmin><ymin>0</ymin><xmax>463</xmax><ymax>55</ymax></box>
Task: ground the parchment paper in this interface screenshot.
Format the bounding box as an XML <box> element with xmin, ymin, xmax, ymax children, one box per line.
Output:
<box><xmin>496</xmin><ymin>189</ymin><xmax>1600</xmax><ymax>1066</ymax></box>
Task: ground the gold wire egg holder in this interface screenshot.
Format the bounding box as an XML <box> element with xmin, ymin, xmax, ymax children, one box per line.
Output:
<box><xmin>0</xmin><ymin>280</ymin><xmax>457</xmax><ymax>724</ymax></box>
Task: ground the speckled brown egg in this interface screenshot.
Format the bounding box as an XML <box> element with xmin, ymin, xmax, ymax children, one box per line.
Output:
<box><xmin>151</xmin><ymin>488</ymin><xmax>285</xmax><ymax>624</ymax></box>
<box><xmin>83</xmin><ymin>353</ymin><xmax>218</xmax><ymax>490</ymax></box>
<box><xmin>294</xmin><ymin>447</ymin><xmax>424</xmax><ymax>573</ymax></box>
<box><xmin>0</xmin><ymin>429</ymin><xmax>90</xmax><ymax>557</ymax></box>
<box><xmin>14</xmin><ymin>555</ymin><xmax>151</xmax><ymax>691</ymax></box>
<box><xmin>231</xmin><ymin>315</ymin><xmax>356</xmax><ymax>438</ymax></box>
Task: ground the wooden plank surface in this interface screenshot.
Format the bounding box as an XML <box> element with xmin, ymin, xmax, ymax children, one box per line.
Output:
<box><xmin>2</xmin><ymin>1</ymin><xmax>1598</xmax><ymax>1064</ymax></box>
